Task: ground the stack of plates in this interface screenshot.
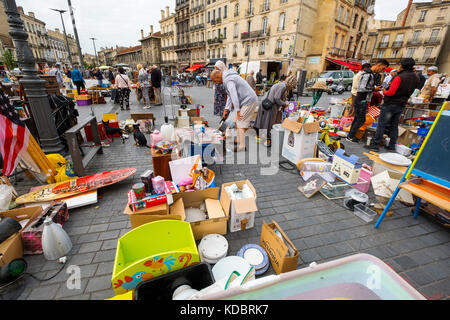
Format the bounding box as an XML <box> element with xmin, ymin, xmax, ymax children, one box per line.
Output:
<box><xmin>237</xmin><ymin>244</ymin><xmax>269</xmax><ymax>275</ymax></box>
<box><xmin>198</xmin><ymin>234</ymin><xmax>229</xmax><ymax>264</ymax></box>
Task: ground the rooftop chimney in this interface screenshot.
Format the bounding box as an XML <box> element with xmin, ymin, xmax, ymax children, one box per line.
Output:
<box><xmin>402</xmin><ymin>0</ymin><xmax>413</xmax><ymax>27</ymax></box>
<box><xmin>150</xmin><ymin>25</ymin><xmax>154</xmax><ymax>34</ymax></box>
<box><xmin>141</xmin><ymin>29</ymin><xmax>144</xmax><ymax>39</ymax></box>
<box><xmin>161</xmin><ymin>10</ymin><xmax>165</xmax><ymax>19</ymax></box>
<box><xmin>166</xmin><ymin>6</ymin><xmax>170</xmax><ymax>17</ymax></box>
<box><xmin>55</xmin><ymin>28</ymin><xmax>60</xmax><ymax>33</ymax></box>
<box><xmin>28</xmin><ymin>12</ymin><xmax>35</xmax><ymax>18</ymax></box>
<box><xmin>17</xmin><ymin>6</ymin><xmax>24</xmax><ymax>14</ymax></box>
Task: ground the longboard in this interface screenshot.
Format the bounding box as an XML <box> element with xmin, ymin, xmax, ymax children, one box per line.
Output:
<box><xmin>16</xmin><ymin>168</ymin><xmax>137</xmax><ymax>204</ymax></box>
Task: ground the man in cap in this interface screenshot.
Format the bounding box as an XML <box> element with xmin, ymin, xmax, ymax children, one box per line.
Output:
<box><xmin>420</xmin><ymin>66</ymin><xmax>440</xmax><ymax>102</ymax></box>
<box><xmin>367</xmin><ymin>58</ymin><xmax>420</xmax><ymax>152</ymax></box>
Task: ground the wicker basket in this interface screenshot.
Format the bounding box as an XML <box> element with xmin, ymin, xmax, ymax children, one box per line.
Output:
<box><xmin>21</xmin><ymin>202</ymin><xmax>69</xmax><ymax>255</ymax></box>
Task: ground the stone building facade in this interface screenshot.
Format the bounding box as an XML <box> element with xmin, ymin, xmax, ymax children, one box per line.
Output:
<box><xmin>139</xmin><ymin>26</ymin><xmax>162</xmax><ymax>67</ymax></box>
<box><xmin>116</xmin><ymin>45</ymin><xmax>143</xmax><ymax>69</ymax></box>
<box><xmin>190</xmin><ymin>0</ymin><xmax>207</xmax><ymax>66</ymax></box>
<box><xmin>175</xmin><ymin>0</ymin><xmax>191</xmax><ymax>71</ymax></box>
<box><xmin>160</xmin><ymin>7</ymin><xmax>178</xmax><ymax>75</ymax></box>
<box><xmin>365</xmin><ymin>0</ymin><xmax>450</xmax><ymax>72</ymax></box>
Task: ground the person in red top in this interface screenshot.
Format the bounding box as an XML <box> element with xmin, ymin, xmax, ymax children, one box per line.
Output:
<box><xmin>366</xmin><ymin>58</ymin><xmax>420</xmax><ymax>151</ymax></box>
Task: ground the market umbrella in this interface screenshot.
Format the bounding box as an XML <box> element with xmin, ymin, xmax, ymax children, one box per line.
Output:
<box><xmin>306</xmin><ymin>81</ymin><xmax>331</xmax><ymax>107</ymax></box>
<box><xmin>99</xmin><ymin>66</ymin><xmax>110</xmax><ymax>70</ymax></box>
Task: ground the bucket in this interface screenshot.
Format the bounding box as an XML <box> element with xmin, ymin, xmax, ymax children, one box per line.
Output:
<box><xmin>271</xmin><ymin>124</ymin><xmax>285</xmax><ymax>157</ymax></box>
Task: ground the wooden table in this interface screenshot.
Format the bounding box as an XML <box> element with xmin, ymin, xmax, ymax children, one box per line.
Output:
<box><xmin>151</xmin><ymin>147</ymin><xmax>180</xmax><ymax>181</ymax></box>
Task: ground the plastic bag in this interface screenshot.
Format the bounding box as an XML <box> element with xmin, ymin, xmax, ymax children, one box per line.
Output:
<box><xmin>0</xmin><ymin>184</ymin><xmax>13</xmax><ymax>211</ymax></box>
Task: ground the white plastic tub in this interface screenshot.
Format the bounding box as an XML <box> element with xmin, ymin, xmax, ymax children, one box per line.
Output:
<box><xmin>353</xmin><ymin>204</ymin><xmax>377</xmax><ymax>223</ymax></box>
<box><xmin>395</xmin><ymin>144</ymin><xmax>412</xmax><ymax>157</ymax></box>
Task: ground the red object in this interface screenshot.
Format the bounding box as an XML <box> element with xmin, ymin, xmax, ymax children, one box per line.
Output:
<box><xmin>370</xmin><ymin>91</ymin><xmax>383</xmax><ymax>108</ymax></box>
<box><xmin>84</xmin><ymin>122</ymin><xmax>107</xmax><ymax>141</ymax></box>
<box><xmin>186</xmin><ymin>63</ymin><xmax>205</xmax><ymax>72</ymax></box>
<box><xmin>52</xmin><ymin>168</ymin><xmax>136</xmax><ymax>195</ymax></box>
<box><xmin>164</xmin><ymin>181</ymin><xmax>179</xmax><ymax>194</ymax></box>
<box><xmin>0</xmin><ymin>90</ymin><xmax>31</xmax><ymax>177</ymax></box>
<box><xmin>21</xmin><ymin>202</ymin><xmax>69</xmax><ymax>255</ymax></box>
<box><xmin>383</xmin><ymin>76</ymin><xmax>401</xmax><ymax>97</ymax></box>
<box><xmin>127</xmin><ymin>190</ymin><xmax>169</xmax><ymax>212</ymax></box>
<box><xmin>326</xmin><ymin>57</ymin><xmax>362</xmax><ymax>72</ymax></box>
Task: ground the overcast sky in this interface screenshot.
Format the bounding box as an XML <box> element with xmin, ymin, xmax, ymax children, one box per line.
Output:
<box><xmin>15</xmin><ymin>0</ymin><xmax>430</xmax><ymax>55</ymax></box>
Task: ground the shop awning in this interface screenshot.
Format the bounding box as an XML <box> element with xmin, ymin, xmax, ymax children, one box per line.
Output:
<box><xmin>186</xmin><ymin>63</ymin><xmax>205</xmax><ymax>72</ymax></box>
<box><xmin>326</xmin><ymin>57</ymin><xmax>361</xmax><ymax>71</ymax></box>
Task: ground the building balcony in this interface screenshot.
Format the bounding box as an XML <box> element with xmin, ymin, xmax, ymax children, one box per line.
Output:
<box><xmin>392</xmin><ymin>41</ymin><xmax>404</xmax><ymax>48</ymax></box>
<box><xmin>274</xmin><ymin>48</ymin><xmax>282</xmax><ymax>54</ymax></box>
<box><xmin>190</xmin><ymin>41</ymin><xmax>206</xmax><ymax>48</ymax></box>
<box><xmin>190</xmin><ymin>4</ymin><xmax>205</xmax><ymax>13</ymax></box>
<box><xmin>190</xmin><ymin>23</ymin><xmax>205</xmax><ymax>31</ymax></box>
<box><xmin>207</xmin><ymin>38</ymin><xmax>223</xmax><ymax>45</ymax></box>
<box><xmin>176</xmin><ymin>0</ymin><xmax>189</xmax><ymax>10</ymax></box>
<box><xmin>241</xmin><ymin>28</ymin><xmax>270</xmax><ymax>40</ymax></box>
<box><xmin>175</xmin><ymin>43</ymin><xmax>190</xmax><ymax>51</ymax></box>
<box><xmin>245</xmin><ymin>9</ymin><xmax>254</xmax><ymax>17</ymax></box>
<box><xmin>423</xmin><ymin>38</ymin><xmax>440</xmax><ymax>46</ymax></box>
<box><xmin>418</xmin><ymin>57</ymin><xmax>437</xmax><ymax>64</ymax></box>
<box><xmin>162</xmin><ymin>46</ymin><xmax>175</xmax><ymax>51</ymax></box>
<box><xmin>330</xmin><ymin>48</ymin><xmax>345</xmax><ymax>57</ymax></box>
<box><xmin>378</xmin><ymin>42</ymin><xmax>389</xmax><ymax>49</ymax></box>
<box><xmin>406</xmin><ymin>39</ymin><xmax>422</xmax><ymax>47</ymax></box>
<box><xmin>211</xmin><ymin>18</ymin><xmax>222</xmax><ymax>26</ymax></box>
<box><xmin>260</xmin><ymin>4</ymin><xmax>270</xmax><ymax>13</ymax></box>
<box><xmin>161</xmin><ymin>31</ymin><xmax>174</xmax><ymax>37</ymax></box>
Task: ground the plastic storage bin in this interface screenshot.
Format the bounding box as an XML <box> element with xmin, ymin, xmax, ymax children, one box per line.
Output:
<box><xmin>353</xmin><ymin>204</ymin><xmax>377</xmax><ymax>223</ymax></box>
<box><xmin>134</xmin><ymin>262</ymin><xmax>214</xmax><ymax>301</ymax></box>
<box><xmin>76</xmin><ymin>99</ymin><xmax>90</xmax><ymax>106</ymax></box>
<box><xmin>395</xmin><ymin>144</ymin><xmax>412</xmax><ymax>157</ymax></box>
<box><xmin>111</xmin><ymin>220</ymin><xmax>200</xmax><ymax>295</ymax></box>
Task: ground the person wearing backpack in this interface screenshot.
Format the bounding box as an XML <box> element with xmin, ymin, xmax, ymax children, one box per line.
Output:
<box><xmin>115</xmin><ymin>67</ymin><xmax>131</xmax><ymax>110</ymax></box>
<box><xmin>253</xmin><ymin>75</ymin><xmax>298</xmax><ymax>147</ymax></box>
<box><xmin>346</xmin><ymin>59</ymin><xmax>389</xmax><ymax>143</ymax></box>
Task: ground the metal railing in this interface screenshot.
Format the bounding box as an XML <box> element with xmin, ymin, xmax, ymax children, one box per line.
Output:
<box><xmin>424</xmin><ymin>37</ymin><xmax>440</xmax><ymax>45</ymax></box>
<box><xmin>241</xmin><ymin>28</ymin><xmax>270</xmax><ymax>40</ymax></box>
<box><xmin>378</xmin><ymin>42</ymin><xmax>389</xmax><ymax>48</ymax></box>
<box><xmin>392</xmin><ymin>41</ymin><xmax>404</xmax><ymax>48</ymax></box>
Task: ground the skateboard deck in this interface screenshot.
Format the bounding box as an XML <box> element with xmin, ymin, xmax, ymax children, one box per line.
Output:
<box><xmin>16</xmin><ymin>168</ymin><xmax>136</xmax><ymax>204</ymax></box>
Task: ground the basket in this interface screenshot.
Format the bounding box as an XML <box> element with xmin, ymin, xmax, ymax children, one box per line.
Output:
<box><xmin>21</xmin><ymin>202</ymin><xmax>69</xmax><ymax>255</ymax></box>
<box><xmin>111</xmin><ymin>220</ymin><xmax>200</xmax><ymax>295</ymax></box>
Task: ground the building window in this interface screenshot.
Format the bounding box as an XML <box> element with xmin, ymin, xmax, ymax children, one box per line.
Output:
<box><xmin>279</xmin><ymin>12</ymin><xmax>286</xmax><ymax>31</ymax></box>
<box><xmin>264</xmin><ymin>0</ymin><xmax>269</xmax><ymax>11</ymax></box>
<box><xmin>218</xmin><ymin>8</ymin><xmax>221</xmax><ymax>19</ymax></box>
<box><xmin>235</xmin><ymin>4</ymin><xmax>239</xmax><ymax>16</ymax></box>
<box><xmin>377</xmin><ymin>50</ymin><xmax>385</xmax><ymax>58</ymax></box>
<box><xmin>224</xmin><ymin>5</ymin><xmax>227</xmax><ymax>18</ymax></box>
<box><xmin>245</xmin><ymin>44</ymin><xmax>250</xmax><ymax>56</ymax></box>
<box><xmin>430</xmin><ymin>29</ymin><xmax>439</xmax><ymax>41</ymax></box>
<box><xmin>262</xmin><ymin>17</ymin><xmax>268</xmax><ymax>34</ymax></box>
<box><xmin>208</xmin><ymin>11</ymin><xmax>210</xmax><ymax>22</ymax></box>
<box><xmin>359</xmin><ymin>18</ymin><xmax>364</xmax><ymax>31</ymax></box>
<box><xmin>419</xmin><ymin>10</ymin><xmax>427</xmax><ymax>22</ymax></box>
<box><xmin>344</xmin><ymin>10</ymin><xmax>349</xmax><ymax>25</ymax></box>
<box><xmin>333</xmin><ymin>33</ymin><xmax>338</xmax><ymax>48</ymax></box>
<box><xmin>423</xmin><ymin>47</ymin><xmax>432</xmax><ymax>61</ymax></box>
<box><xmin>249</xmin><ymin>0</ymin><xmax>254</xmax><ymax>15</ymax></box>
<box><xmin>352</xmin><ymin>14</ymin><xmax>358</xmax><ymax>29</ymax></box>
<box><xmin>406</xmin><ymin>48</ymin><xmax>415</xmax><ymax>58</ymax></box>
<box><xmin>234</xmin><ymin>24</ymin><xmax>239</xmax><ymax>38</ymax></box>
<box><xmin>340</xmin><ymin>35</ymin><xmax>345</xmax><ymax>49</ymax></box>
<box><xmin>391</xmin><ymin>49</ymin><xmax>399</xmax><ymax>58</ymax></box>
<box><xmin>223</xmin><ymin>27</ymin><xmax>227</xmax><ymax>39</ymax></box>
<box><xmin>337</xmin><ymin>6</ymin><xmax>343</xmax><ymax>21</ymax></box>
<box><xmin>277</xmin><ymin>39</ymin><xmax>283</xmax><ymax>49</ymax></box>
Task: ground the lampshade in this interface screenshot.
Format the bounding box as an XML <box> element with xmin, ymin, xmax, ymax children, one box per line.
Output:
<box><xmin>41</xmin><ymin>217</ymin><xmax>72</xmax><ymax>261</ymax></box>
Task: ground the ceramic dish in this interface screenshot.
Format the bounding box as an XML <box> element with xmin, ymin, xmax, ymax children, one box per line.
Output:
<box><xmin>212</xmin><ymin>256</ymin><xmax>253</xmax><ymax>284</ymax></box>
<box><xmin>237</xmin><ymin>244</ymin><xmax>269</xmax><ymax>275</ymax></box>
<box><xmin>379</xmin><ymin>153</ymin><xmax>412</xmax><ymax>167</ymax></box>
<box><xmin>199</xmin><ymin>234</ymin><xmax>229</xmax><ymax>261</ymax></box>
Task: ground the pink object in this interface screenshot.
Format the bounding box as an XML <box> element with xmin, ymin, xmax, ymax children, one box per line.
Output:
<box><xmin>152</xmin><ymin>176</ymin><xmax>166</xmax><ymax>195</ymax></box>
<box><xmin>178</xmin><ymin>177</ymin><xmax>193</xmax><ymax>186</ymax></box>
<box><xmin>354</xmin><ymin>168</ymin><xmax>373</xmax><ymax>194</ymax></box>
<box><xmin>340</xmin><ymin>117</ymin><xmax>354</xmax><ymax>128</ymax></box>
<box><xmin>150</xmin><ymin>130</ymin><xmax>163</xmax><ymax>148</ymax></box>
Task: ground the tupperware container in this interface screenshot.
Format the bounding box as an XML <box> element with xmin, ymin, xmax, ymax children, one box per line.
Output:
<box><xmin>353</xmin><ymin>204</ymin><xmax>377</xmax><ymax>223</ymax></box>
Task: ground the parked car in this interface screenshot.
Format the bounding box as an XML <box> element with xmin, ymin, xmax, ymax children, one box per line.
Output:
<box><xmin>317</xmin><ymin>70</ymin><xmax>355</xmax><ymax>91</ymax></box>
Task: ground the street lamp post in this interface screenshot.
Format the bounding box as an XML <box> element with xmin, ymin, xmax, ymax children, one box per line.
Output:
<box><xmin>3</xmin><ymin>0</ymin><xmax>64</xmax><ymax>153</ymax></box>
<box><xmin>50</xmin><ymin>8</ymin><xmax>73</xmax><ymax>66</ymax></box>
<box><xmin>67</xmin><ymin>0</ymin><xmax>84</xmax><ymax>70</ymax></box>
<box><xmin>90</xmin><ymin>37</ymin><xmax>99</xmax><ymax>67</ymax></box>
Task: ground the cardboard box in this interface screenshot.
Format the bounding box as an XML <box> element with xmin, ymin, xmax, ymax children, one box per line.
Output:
<box><xmin>171</xmin><ymin>188</ymin><xmax>228</xmax><ymax>240</ymax></box>
<box><xmin>397</xmin><ymin>126</ymin><xmax>421</xmax><ymax>147</ymax></box>
<box><xmin>190</xmin><ymin>117</ymin><xmax>206</xmax><ymax>125</ymax></box>
<box><xmin>0</xmin><ymin>206</ymin><xmax>43</xmax><ymax>264</ymax></box>
<box><xmin>124</xmin><ymin>203</ymin><xmax>174</xmax><ymax>229</ymax></box>
<box><xmin>0</xmin><ymin>233</ymin><xmax>23</xmax><ymax>267</ymax></box>
<box><xmin>371</xmin><ymin>170</ymin><xmax>414</xmax><ymax>205</ymax></box>
<box><xmin>331</xmin><ymin>149</ymin><xmax>362</xmax><ymax>185</ymax></box>
<box><xmin>220</xmin><ymin>180</ymin><xmax>258</xmax><ymax>233</ymax></box>
<box><xmin>281</xmin><ymin>118</ymin><xmax>320</xmax><ymax>164</ymax></box>
<box><xmin>260</xmin><ymin>221</ymin><xmax>299</xmax><ymax>275</ymax></box>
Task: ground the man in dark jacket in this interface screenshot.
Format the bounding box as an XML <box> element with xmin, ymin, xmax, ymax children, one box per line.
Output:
<box><xmin>151</xmin><ymin>65</ymin><xmax>162</xmax><ymax>105</ymax></box>
<box><xmin>346</xmin><ymin>59</ymin><xmax>389</xmax><ymax>143</ymax></box>
<box><xmin>256</xmin><ymin>69</ymin><xmax>264</xmax><ymax>84</ymax></box>
<box><xmin>367</xmin><ymin>58</ymin><xmax>420</xmax><ymax>152</ymax></box>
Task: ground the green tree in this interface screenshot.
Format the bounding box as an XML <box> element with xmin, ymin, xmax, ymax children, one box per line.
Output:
<box><xmin>2</xmin><ymin>49</ymin><xmax>17</xmax><ymax>70</ymax></box>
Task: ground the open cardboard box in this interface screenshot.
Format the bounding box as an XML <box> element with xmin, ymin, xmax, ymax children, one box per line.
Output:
<box><xmin>0</xmin><ymin>206</ymin><xmax>43</xmax><ymax>266</ymax></box>
<box><xmin>220</xmin><ymin>180</ymin><xmax>258</xmax><ymax>233</ymax></box>
<box><xmin>260</xmin><ymin>220</ymin><xmax>299</xmax><ymax>275</ymax></box>
<box><xmin>281</xmin><ymin>117</ymin><xmax>320</xmax><ymax>165</ymax></box>
<box><xmin>124</xmin><ymin>203</ymin><xmax>176</xmax><ymax>229</ymax></box>
<box><xmin>171</xmin><ymin>188</ymin><xmax>228</xmax><ymax>240</ymax></box>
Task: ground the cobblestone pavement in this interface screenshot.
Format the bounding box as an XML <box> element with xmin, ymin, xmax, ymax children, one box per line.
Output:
<box><xmin>6</xmin><ymin>86</ymin><xmax>449</xmax><ymax>300</ymax></box>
